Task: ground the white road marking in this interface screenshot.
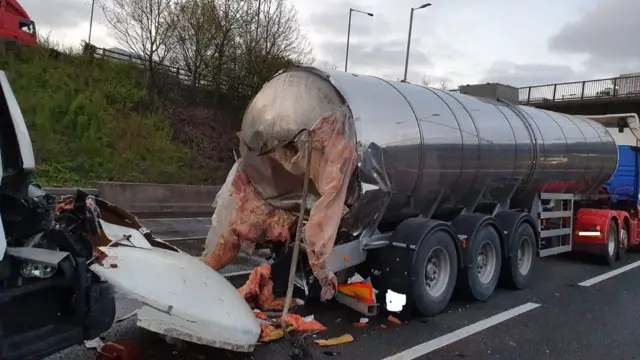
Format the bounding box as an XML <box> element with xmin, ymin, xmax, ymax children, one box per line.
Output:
<box><xmin>578</xmin><ymin>260</ymin><xmax>640</xmax><ymax>287</ymax></box>
<box><xmin>382</xmin><ymin>302</ymin><xmax>541</xmax><ymax>360</ymax></box>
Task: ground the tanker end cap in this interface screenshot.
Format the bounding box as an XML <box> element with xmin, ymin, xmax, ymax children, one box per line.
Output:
<box><xmin>580</xmin><ymin>113</ymin><xmax>640</xmax><ymax>147</ymax></box>
<box><xmin>240</xmin><ymin>67</ymin><xmax>350</xmax><ymax>153</ymax></box>
<box><xmin>458</xmin><ymin>83</ymin><xmax>519</xmax><ymax>104</ymax></box>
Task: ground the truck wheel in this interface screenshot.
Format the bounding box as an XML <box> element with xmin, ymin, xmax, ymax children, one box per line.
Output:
<box><xmin>501</xmin><ymin>223</ymin><xmax>536</xmax><ymax>290</ymax></box>
<box><xmin>461</xmin><ymin>226</ymin><xmax>502</xmax><ymax>301</ymax></box>
<box><xmin>617</xmin><ymin>223</ymin><xmax>628</xmax><ymax>261</ymax></box>
<box><xmin>411</xmin><ymin>230</ymin><xmax>458</xmax><ymax>316</ymax></box>
<box><xmin>605</xmin><ymin>219</ymin><xmax>618</xmax><ymax>266</ymax></box>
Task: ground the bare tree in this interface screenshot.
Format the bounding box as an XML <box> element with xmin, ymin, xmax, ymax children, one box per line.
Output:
<box><xmin>237</xmin><ymin>0</ymin><xmax>314</xmax><ymax>93</ymax></box>
<box><xmin>438</xmin><ymin>79</ymin><xmax>450</xmax><ymax>91</ymax></box>
<box><xmin>99</xmin><ymin>0</ymin><xmax>179</xmax><ymax>77</ymax></box>
<box><xmin>207</xmin><ymin>0</ymin><xmax>247</xmax><ymax>103</ymax></box>
<box><xmin>169</xmin><ymin>0</ymin><xmax>220</xmax><ymax>86</ymax></box>
<box><xmin>316</xmin><ymin>60</ymin><xmax>338</xmax><ymax>70</ymax></box>
<box><xmin>421</xmin><ymin>77</ymin><xmax>431</xmax><ymax>87</ymax></box>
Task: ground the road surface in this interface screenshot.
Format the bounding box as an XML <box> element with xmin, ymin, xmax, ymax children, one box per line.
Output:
<box><xmin>46</xmin><ymin>243</ymin><xmax>640</xmax><ymax>360</ymax></box>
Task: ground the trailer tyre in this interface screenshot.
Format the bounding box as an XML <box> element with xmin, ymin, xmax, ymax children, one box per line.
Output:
<box><xmin>501</xmin><ymin>223</ymin><xmax>536</xmax><ymax>290</ymax></box>
<box><xmin>462</xmin><ymin>226</ymin><xmax>502</xmax><ymax>301</ymax></box>
<box><xmin>605</xmin><ymin>219</ymin><xmax>618</xmax><ymax>266</ymax></box>
<box><xmin>617</xmin><ymin>222</ymin><xmax>628</xmax><ymax>261</ymax></box>
<box><xmin>411</xmin><ymin>230</ymin><xmax>458</xmax><ymax>317</ymax></box>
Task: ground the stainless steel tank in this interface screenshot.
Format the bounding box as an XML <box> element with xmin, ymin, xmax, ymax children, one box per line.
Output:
<box><xmin>239</xmin><ymin>66</ymin><xmax>618</xmax><ymax>232</ymax></box>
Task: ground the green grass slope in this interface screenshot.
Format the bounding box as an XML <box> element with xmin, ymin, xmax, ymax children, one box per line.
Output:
<box><xmin>0</xmin><ymin>47</ymin><xmax>206</xmax><ymax>187</ymax></box>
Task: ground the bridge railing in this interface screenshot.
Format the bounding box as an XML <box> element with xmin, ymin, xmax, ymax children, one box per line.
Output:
<box><xmin>519</xmin><ymin>74</ymin><xmax>640</xmax><ymax>104</ymax></box>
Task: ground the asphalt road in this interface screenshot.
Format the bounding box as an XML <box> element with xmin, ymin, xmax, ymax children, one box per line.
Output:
<box><xmin>46</xmin><ymin>247</ymin><xmax>640</xmax><ymax>360</ymax></box>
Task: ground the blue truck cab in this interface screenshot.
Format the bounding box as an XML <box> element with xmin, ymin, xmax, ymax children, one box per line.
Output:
<box><xmin>604</xmin><ymin>145</ymin><xmax>640</xmax><ymax>207</ymax></box>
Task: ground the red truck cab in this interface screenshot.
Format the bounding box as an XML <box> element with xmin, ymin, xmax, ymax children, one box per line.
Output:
<box><xmin>0</xmin><ymin>0</ymin><xmax>37</xmax><ymax>47</ymax></box>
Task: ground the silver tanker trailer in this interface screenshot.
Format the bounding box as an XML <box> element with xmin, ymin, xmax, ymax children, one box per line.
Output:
<box><xmin>238</xmin><ymin>66</ymin><xmax>632</xmax><ymax>318</ymax></box>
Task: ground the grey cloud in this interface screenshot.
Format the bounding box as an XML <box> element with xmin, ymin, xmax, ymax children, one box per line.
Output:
<box><xmin>548</xmin><ymin>0</ymin><xmax>640</xmax><ymax>71</ymax></box>
<box><xmin>479</xmin><ymin>62</ymin><xmax>579</xmax><ymax>88</ymax></box>
<box><xmin>305</xmin><ymin>2</ymin><xmax>390</xmax><ymax>38</ymax></box>
<box><xmin>21</xmin><ymin>0</ymin><xmax>99</xmax><ymax>30</ymax></box>
<box><xmin>320</xmin><ymin>38</ymin><xmax>431</xmax><ymax>72</ymax></box>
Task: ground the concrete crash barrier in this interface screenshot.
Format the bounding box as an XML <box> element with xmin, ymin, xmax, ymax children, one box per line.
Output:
<box><xmin>97</xmin><ymin>181</ymin><xmax>220</xmax><ymax>218</ymax></box>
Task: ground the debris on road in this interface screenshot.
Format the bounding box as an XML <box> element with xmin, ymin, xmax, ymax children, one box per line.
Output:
<box><xmin>83</xmin><ymin>337</ymin><xmax>105</xmax><ymax>350</ymax></box>
<box><xmin>387</xmin><ymin>315</ymin><xmax>402</xmax><ymax>325</ymax></box>
<box><xmin>96</xmin><ymin>340</ymin><xmax>141</xmax><ymax>360</ymax></box>
<box><xmin>238</xmin><ymin>264</ymin><xmax>295</xmax><ymax>311</ymax></box>
<box><xmin>354</xmin><ymin>319</ymin><xmax>368</xmax><ymax>328</ymax></box>
<box><xmin>314</xmin><ymin>334</ymin><xmax>354</xmax><ymax>346</ymax></box>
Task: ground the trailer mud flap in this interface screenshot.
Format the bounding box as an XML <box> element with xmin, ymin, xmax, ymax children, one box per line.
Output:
<box><xmin>89</xmin><ymin>246</ymin><xmax>261</xmax><ymax>352</ymax></box>
<box><xmin>368</xmin><ymin>218</ymin><xmax>460</xmax><ymax>316</ymax></box>
<box><xmin>450</xmin><ymin>213</ymin><xmax>504</xmax><ymax>266</ymax></box>
<box><xmin>493</xmin><ymin>211</ymin><xmax>536</xmax><ymax>257</ymax></box>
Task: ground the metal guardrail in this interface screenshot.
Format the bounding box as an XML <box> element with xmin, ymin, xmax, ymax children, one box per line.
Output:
<box><xmin>519</xmin><ymin>75</ymin><xmax>640</xmax><ymax>104</ymax></box>
<box><xmin>43</xmin><ymin>187</ymin><xmax>99</xmax><ymax>197</ymax></box>
<box><xmin>42</xmin><ymin>185</ymin><xmax>217</xmax><ymax>219</ymax></box>
<box><xmin>85</xmin><ymin>45</ymin><xmax>254</xmax><ymax>96</ymax></box>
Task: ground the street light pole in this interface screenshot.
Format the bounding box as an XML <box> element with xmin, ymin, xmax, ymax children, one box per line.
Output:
<box><xmin>403</xmin><ymin>3</ymin><xmax>431</xmax><ymax>82</ymax></box>
<box><xmin>88</xmin><ymin>0</ymin><xmax>96</xmax><ymax>45</ymax></box>
<box><xmin>345</xmin><ymin>8</ymin><xmax>374</xmax><ymax>72</ymax></box>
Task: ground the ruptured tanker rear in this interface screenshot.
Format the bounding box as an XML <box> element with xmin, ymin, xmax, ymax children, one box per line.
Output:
<box><xmin>234</xmin><ymin>66</ymin><xmax>637</xmax><ymax>321</ymax></box>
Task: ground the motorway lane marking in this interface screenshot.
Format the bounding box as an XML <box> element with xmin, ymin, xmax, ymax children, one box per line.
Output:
<box><xmin>381</xmin><ymin>302</ymin><xmax>541</xmax><ymax>360</ymax></box>
<box><xmin>578</xmin><ymin>260</ymin><xmax>640</xmax><ymax>287</ymax></box>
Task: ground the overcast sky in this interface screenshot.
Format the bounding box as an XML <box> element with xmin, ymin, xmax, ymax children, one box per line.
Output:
<box><xmin>19</xmin><ymin>0</ymin><xmax>639</xmax><ymax>87</ymax></box>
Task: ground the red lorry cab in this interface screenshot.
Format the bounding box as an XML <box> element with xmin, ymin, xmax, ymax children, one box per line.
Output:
<box><xmin>0</xmin><ymin>0</ymin><xmax>37</xmax><ymax>46</ymax></box>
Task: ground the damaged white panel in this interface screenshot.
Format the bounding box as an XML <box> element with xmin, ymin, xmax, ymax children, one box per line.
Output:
<box><xmin>90</xmin><ymin>246</ymin><xmax>260</xmax><ymax>352</ymax></box>
<box><xmin>99</xmin><ymin>219</ymin><xmax>152</xmax><ymax>249</ymax></box>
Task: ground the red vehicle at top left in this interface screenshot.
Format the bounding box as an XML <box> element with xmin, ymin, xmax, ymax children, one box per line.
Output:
<box><xmin>0</xmin><ymin>0</ymin><xmax>36</xmax><ymax>46</ymax></box>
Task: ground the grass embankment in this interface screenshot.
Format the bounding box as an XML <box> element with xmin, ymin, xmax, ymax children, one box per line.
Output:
<box><xmin>0</xmin><ymin>47</ymin><xmax>207</xmax><ymax>187</ymax></box>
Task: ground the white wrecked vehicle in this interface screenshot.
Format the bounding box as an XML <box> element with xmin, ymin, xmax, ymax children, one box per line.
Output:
<box><xmin>0</xmin><ymin>70</ymin><xmax>260</xmax><ymax>358</ymax></box>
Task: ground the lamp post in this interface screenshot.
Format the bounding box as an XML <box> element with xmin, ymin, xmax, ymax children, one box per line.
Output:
<box><xmin>88</xmin><ymin>0</ymin><xmax>96</xmax><ymax>45</ymax></box>
<box><xmin>345</xmin><ymin>8</ymin><xmax>374</xmax><ymax>72</ymax></box>
<box><xmin>403</xmin><ymin>3</ymin><xmax>431</xmax><ymax>82</ymax></box>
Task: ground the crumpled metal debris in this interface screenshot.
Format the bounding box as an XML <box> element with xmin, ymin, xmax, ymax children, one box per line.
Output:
<box><xmin>238</xmin><ymin>264</ymin><xmax>327</xmax><ymax>343</ymax></box>
<box><xmin>238</xmin><ymin>264</ymin><xmax>293</xmax><ymax>311</ymax></box>
<box><xmin>202</xmin><ymin>164</ymin><xmax>296</xmax><ymax>271</ymax></box>
<box><xmin>203</xmin><ymin>114</ymin><xmax>357</xmax><ymax>301</ymax></box>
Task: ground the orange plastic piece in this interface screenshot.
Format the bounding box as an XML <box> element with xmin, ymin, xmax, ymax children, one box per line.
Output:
<box><xmin>314</xmin><ymin>334</ymin><xmax>354</xmax><ymax>346</ymax></box>
<box><xmin>337</xmin><ymin>282</ymin><xmax>375</xmax><ymax>305</ymax></box>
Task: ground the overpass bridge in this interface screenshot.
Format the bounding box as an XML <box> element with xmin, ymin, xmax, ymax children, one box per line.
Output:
<box><xmin>518</xmin><ymin>74</ymin><xmax>640</xmax><ymax>115</ymax></box>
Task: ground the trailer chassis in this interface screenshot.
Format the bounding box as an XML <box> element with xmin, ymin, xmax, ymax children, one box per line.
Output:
<box><xmin>309</xmin><ymin>191</ymin><xmax>638</xmax><ymax>318</ymax></box>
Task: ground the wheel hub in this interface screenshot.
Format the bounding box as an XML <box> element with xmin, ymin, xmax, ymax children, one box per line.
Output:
<box><xmin>426</xmin><ymin>258</ymin><xmax>439</xmax><ymax>283</ymax></box>
<box><xmin>608</xmin><ymin>227</ymin><xmax>616</xmax><ymax>256</ymax></box>
<box><xmin>621</xmin><ymin>228</ymin><xmax>628</xmax><ymax>249</ymax></box>
<box><xmin>516</xmin><ymin>236</ymin><xmax>533</xmax><ymax>275</ymax></box>
<box><xmin>476</xmin><ymin>241</ymin><xmax>497</xmax><ymax>284</ymax></box>
<box><xmin>424</xmin><ymin>247</ymin><xmax>451</xmax><ymax>297</ymax></box>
